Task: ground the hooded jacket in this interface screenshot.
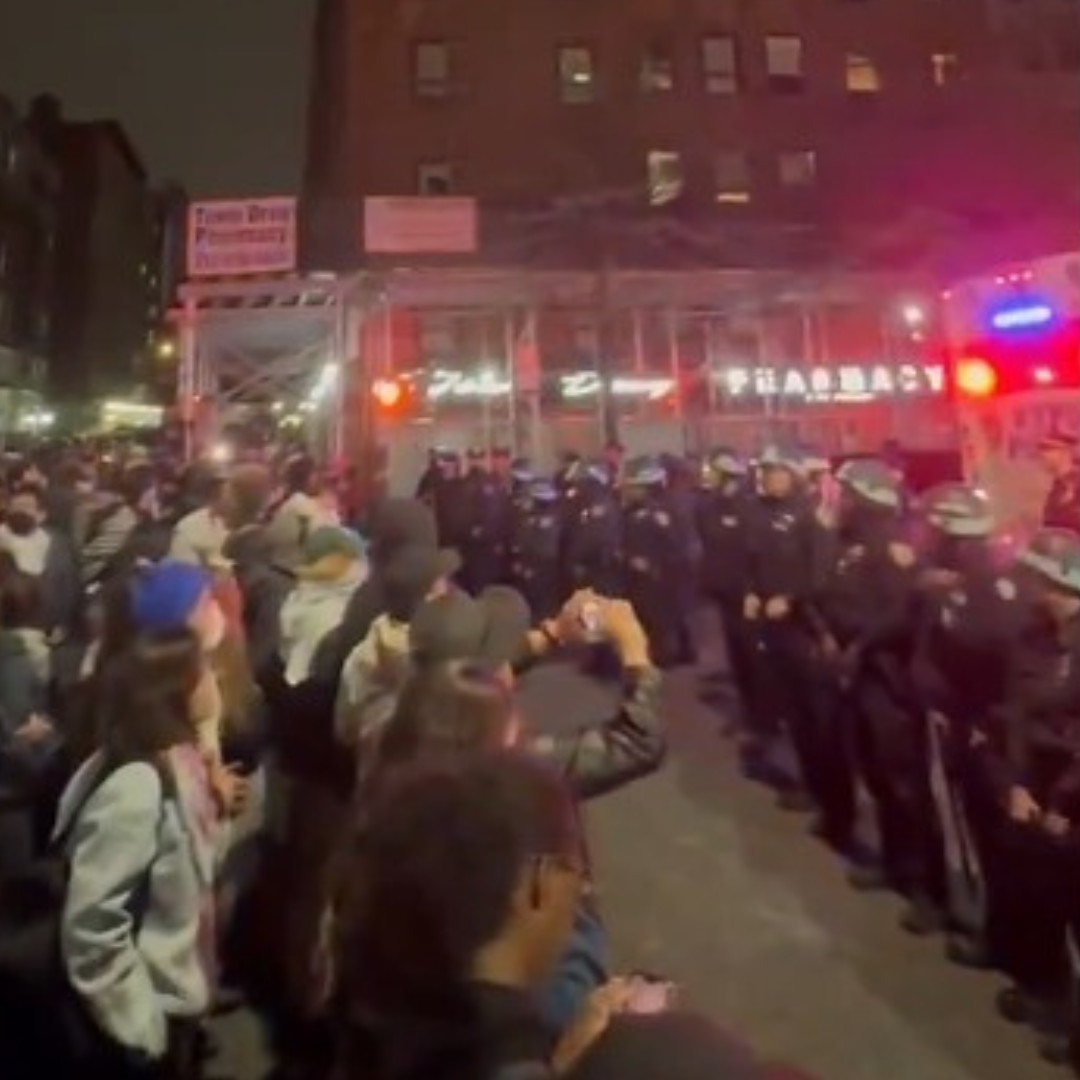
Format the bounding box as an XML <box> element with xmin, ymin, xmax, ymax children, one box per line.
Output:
<box><xmin>335</xmin><ymin>615</ymin><xmax>413</xmax><ymax>748</ymax></box>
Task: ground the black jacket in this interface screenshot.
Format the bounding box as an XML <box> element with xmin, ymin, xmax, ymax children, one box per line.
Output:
<box><xmin>524</xmin><ymin>665</ymin><xmax>665</xmax><ymax>802</ymax></box>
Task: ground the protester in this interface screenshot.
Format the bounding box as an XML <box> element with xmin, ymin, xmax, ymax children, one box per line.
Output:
<box><xmin>79</xmin><ymin>461</ymin><xmax>157</xmax><ymax>585</ymax></box>
<box><xmin>279</xmin><ymin>526</ymin><xmax>368</xmax><ymax>687</ymax></box>
<box><xmin>0</xmin><ymin>484</ymin><xmax>81</xmax><ymax>634</ymax></box>
<box><xmin>333</xmin><ymin>753</ymin><xmax>779</xmax><ymax>1080</ymax></box>
<box><xmin>0</xmin><ymin>568</ymin><xmax>62</xmax><ymax>878</ymax></box>
<box><xmin>335</xmin><ymin>541</ymin><xmax>458</xmax><ymax>750</ymax></box>
<box><xmin>55</xmin><ymin>630</ymin><xmax>220</xmax><ymax>1078</ymax></box>
<box><xmin>170</xmin><ymin>469</ymin><xmax>231</xmax><ymax>568</ymax></box>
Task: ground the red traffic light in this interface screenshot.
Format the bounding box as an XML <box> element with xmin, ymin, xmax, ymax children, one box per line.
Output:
<box><xmin>954</xmin><ymin>356</ymin><xmax>998</xmax><ymax>398</ymax></box>
<box><xmin>372</xmin><ymin>378</ymin><xmax>404</xmax><ymax>409</ymax></box>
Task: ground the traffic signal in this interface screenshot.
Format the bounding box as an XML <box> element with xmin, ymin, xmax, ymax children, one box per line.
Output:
<box><xmin>954</xmin><ymin>356</ymin><xmax>998</xmax><ymax>399</ymax></box>
<box><xmin>373</xmin><ymin>377</ymin><xmax>404</xmax><ymax>409</ymax></box>
<box><xmin>951</xmin><ymin>316</ymin><xmax>1079</xmax><ymax>399</ymax></box>
<box><xmin>371</xmin><ymin>376</ymin><xmax>418</xmax><ymax>418</ymax></box>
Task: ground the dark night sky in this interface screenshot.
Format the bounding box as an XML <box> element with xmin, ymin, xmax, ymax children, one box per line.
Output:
<box><xmin>0</xmin><ymin>0</ymin><xmax>314</xmax><ymax>196</ymax></box>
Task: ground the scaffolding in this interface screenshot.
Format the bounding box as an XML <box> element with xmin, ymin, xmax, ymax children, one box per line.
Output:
<box><xmin>173</xmin><ymin>265</ymin><xmax>944</xmax><ymax>476</ymax></box>
<box><xmin>173</xmin><ymin>273</ymin><xmax>370</xmax><ymax>460</ymax></box>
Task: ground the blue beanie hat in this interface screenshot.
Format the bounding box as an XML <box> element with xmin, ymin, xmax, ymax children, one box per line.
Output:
<box><xmin>131</xmin><ymin>561</ymin><xmax>212</xmax><ymax>633</ymax></box>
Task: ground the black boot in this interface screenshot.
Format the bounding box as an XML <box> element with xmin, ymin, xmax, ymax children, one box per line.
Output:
<box><xmin>847</xmin><ymin>862</ymin><xmax>889</xmax><ymax>892</ymax></box>
<box><xmin>945</xmin><ymin>932</ymin><xmax>993</xmax><ymax>969</ymax></box>
<box><xmin>776</xmin><ymin>789</ymin><xmax>816</xmax><ymax>814</ymax></box>
<box><xmin>899</xmin><ymin>895</ymin><xmax>946</xmax><ymax>936</ymax></box>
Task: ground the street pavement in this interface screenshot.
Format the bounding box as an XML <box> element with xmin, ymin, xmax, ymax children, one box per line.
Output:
<box><xmin>216</xmin><ymin>615</ymin><xmax>1060</xmax><ymax>1080</ymax></box>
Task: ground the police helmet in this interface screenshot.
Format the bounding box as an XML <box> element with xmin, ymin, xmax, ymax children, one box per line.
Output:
<box><xmin>758</xmin><ymin>444</ymin><xmax>804</xmax><ymax>475</ymax></box>
<box><xmin>836</xmin><ymin>457</ymin><xmax>903</xmax><ymax>509</ymax></box>
<box><xmin>510</xmin><ymin>457</ymin><xmax>534</xmax><ymax>484</ymax></box>
<box><xmin>919</xmin><ymin>483</ymin><xmax>994</xmax><ymax>538</ymax></box>
<box><xmin>624</xmin><ymin>455</ymin><xmax>667</xmax><ymax>487</ymax></box>
<box><xmin>1017</xmin><ymin>528</ymin><xmax>1080</xmax><ymax>594</ymax></box>
<box><xmin>529</xmin><ymin>478</ymin><xmax>559</xmax><ymax>503</ymax></box>
<box><xmin>709</xmin><ymin>446</ymin><xmax>748</xmax><ymax>477</ymax></box>
<box><xmin>800</xmin><ymin>447</ymin><xmax>831</xmax><ymax>475</ymax></box>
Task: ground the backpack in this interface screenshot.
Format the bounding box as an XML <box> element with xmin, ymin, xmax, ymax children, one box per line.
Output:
<box><xmin>0</xmin><ymin>756</ymin><xmax>172</xmax><ymax>1073</ymax></box>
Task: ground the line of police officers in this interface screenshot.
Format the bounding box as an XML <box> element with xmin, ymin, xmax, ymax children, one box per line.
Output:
<box><xmin>418</xmin><ymin>433</ymin><xmax>1080</xmax><ymax>1069</ymax></box>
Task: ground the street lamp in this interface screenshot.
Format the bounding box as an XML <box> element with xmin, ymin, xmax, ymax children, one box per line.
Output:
<box><xmin>900</xmin><ymin>303</ymin><xmax>925</xmax><ymax>329</ymax></box>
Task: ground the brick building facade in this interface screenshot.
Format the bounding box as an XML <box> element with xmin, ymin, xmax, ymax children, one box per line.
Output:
<box><xmin>304</xmin><ymin>0</ymin><xmax>1079</xmax><ymax>271</ymax></box>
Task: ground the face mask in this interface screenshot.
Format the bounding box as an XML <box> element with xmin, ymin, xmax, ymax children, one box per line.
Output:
<box><xmin>5</xmin><ymin>511</ymin><xmax>39</xmax><ymax>537</ymax></box>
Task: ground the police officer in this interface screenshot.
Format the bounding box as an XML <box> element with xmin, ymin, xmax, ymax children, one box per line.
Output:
<box><xmin>1038</xmin><ymin>428</ymin><xmax>1080</xmax><ymax>531</ymax></box>
<box><xmin>697</xmin><ymin>448</ymin><xmax>752</xmax><ymax>723</ymax></box>
<box><xmin>799</xmin><ymin>447</ymin><xmax>833</xmax><ymax>513</ymax></box>
<box><xmin>908</xmin><ymin>484</ymin><xmax>1023</xmax><ymax>949</ymax></box>
<box><xmin>458</xmin><ymin>447</ymin><xmax>506</xmax><ymax>594</ymax></box>
<box><xmin>621</xmin><ymin>455</ymin><xmax>688</xmax><ymax>668</ymax></box>
<box><xmin>980</xmin><ymin>528</ymin><xmax>1080</xmax><ymax>1065</ymax></box>
<box><xmin>817</xmin><ymin>458</ymin><xmax>943</xmax><ymax>913</ymax></box>
<box><xmin>562</xmin><ymin>461</ymin><xmax>622</xmax><ymax>597</ymax></box>
<box><xmin>740</xmin><ymin>445</ymin><xmax>821</xmax><ymax>800</ymax></box>
<box><xmin>661</xmin><ymin>454</ymin><xmax>701</xmax><ymax>666</ymax></box>
<box><xmin>430</xmin><ymin>449</ymin><xmax>467</xmax><ymax>553</ymax></box>
<box><xmin>508</xmin><ymin>477</ymin><xmax>564</xmax><ymax>620</ymax></box>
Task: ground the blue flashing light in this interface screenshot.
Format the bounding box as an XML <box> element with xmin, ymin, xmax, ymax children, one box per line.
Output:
<box><xmin>989</xmin><ymin>300</ymin><xmax>1056</xmax><ymax>332</ymax></box>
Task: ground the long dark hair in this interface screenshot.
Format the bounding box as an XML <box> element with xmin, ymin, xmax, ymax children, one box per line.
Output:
<box><xmin>371</xmin><ymin>662</ymin><xmax>515</xmax><ymax>787</ymax></box>
<box><xmin>335</xmin><ymin>754</ymin><xmax>578</xmax><ymax>1080</ymax></box>
<box><xmin>95</xmin><ymin>628</ymin><xmax>203</xmax><ymax>765</ymax></box>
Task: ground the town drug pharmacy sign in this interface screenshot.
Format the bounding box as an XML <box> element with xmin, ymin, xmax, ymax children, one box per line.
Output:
<box><xmin>714</xmin><ymin>362</ymin><xmax>946</xmax><ymax>402</ymax></box>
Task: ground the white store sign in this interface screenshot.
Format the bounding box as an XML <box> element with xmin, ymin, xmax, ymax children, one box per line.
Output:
<box><xmin>186</xmin><ymin>197</ymin><xmax>297</xmax><ymax>278</ymax></box>
<box><xmin>714</xmin><ymin>362</ymin><xmax>946</xmax><ymax>401</ymax></box>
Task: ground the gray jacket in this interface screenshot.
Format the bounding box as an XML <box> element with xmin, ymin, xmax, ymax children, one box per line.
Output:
<box><xmin>55</xmin><ymin>755</ymin><xmax>216</xmax><ymax>1058</ymax></box>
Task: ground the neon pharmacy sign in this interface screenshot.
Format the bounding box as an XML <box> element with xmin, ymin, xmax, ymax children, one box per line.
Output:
<box><xmin>715</xmin><ymin>363</ymin><xmax>946</xmax><ymax>400</ymax></box>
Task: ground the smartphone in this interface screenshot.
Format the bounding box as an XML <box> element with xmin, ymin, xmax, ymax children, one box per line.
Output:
<box><xmin>624</xmin><ymin>975</ymin><xmax>678</xmax><ymax>1014</ymax></box>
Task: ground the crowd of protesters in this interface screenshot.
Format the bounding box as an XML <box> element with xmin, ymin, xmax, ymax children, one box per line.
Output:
<box><xmin>0</xmin><ymin>444</ymin><xmax>816</xmax><ymax>1080</ymax></box>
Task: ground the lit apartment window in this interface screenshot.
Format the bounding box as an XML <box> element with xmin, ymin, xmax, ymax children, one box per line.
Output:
<box><xmin>417</xmin><ymin>161</ymin><xmax>454</xmax><ymax>196</ymax></box>
<box><xmin>414</xmin><ymin>41</ymin><xmax>450</xmax><ymax>99</ymax></box>
<box><xmin>931</xmin><ymin>52</ymin><xmax>959</xmax><ymax>86</ymax></box>
<box><xmin>647</xmin><ymin>150</ymin><xmax>683</xmax><ymax>205</ymax></box>
<box><xmin>701</xmin><ymin>35</ymin><xmax>738</xmax><ymax>94</ymax></box>
<box><xmin>846</xmin><ymin>54</ymin><xmax>882</xmax><ymax>94</ymax></box>
<box><xmin>641</xmin><ymin>45</ymin><xmax>675</xmax><ymax>93</ymax></box>
<box><xmin>778</xmin><ymin>150</ymin><xmax>817</xmax><ymax>187</ymax></box>
<box><xmin>714</xmin><ymin>151</ymin><xmax>751</xmax><ymax>203</ymax></box>
<box><xmin>558</xmin><ymin>45</ymin><xmax>595</xmax><ymax>104</ymax></box>
<box><xmin>766</xmin><ymin>35</ymin><xmax>804</xmax><ymax>93</ymax></box>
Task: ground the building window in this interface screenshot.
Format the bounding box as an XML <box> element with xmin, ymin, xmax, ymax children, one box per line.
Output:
<box><xmin>778</xmin><ymin>150</ymin><xmax>817</xmax><ymax>187</ymax></box>
<box><xmin>846</xmin><ymin>54</ymin><xmax>882</xmax><ymax>94</ymax></box>
<box><xmin>417</xmin><ymin>161</ymin><xmax>454</xmax><ymax>196</ymax></box>
<box><xmin>414</xmin><ymin>41</ymin><xmax>450</xmax><ymax>99</ymax></box>
<box><xmin>766</xmin><ymin>35</ymin><xmax>804</xmax><ymax>93</ymax></box>
<box><xmin>931</xmin><ymin>52</ymin><xmax>959</xmax><ymax>86</ymax></box>
<box><xmin>646</xmin><ymin>150</ymin><xmax>683</xmax><ymax>205</ymax></box>
<box><xmin>640</xmin><ymin>45</ymin><xmax>675</xmax><ymax>93</ymax></box>
<box><xmin>558</xmin><ymin>45</ymin><xmax>595</xmax><ymax>104</ymax></box>
<box><xmin>714</xmin><ymin>151</ymin><xmax>751</xmax><ymax>203</ymax></box>
<box><xmin>701</xmin><ymin>35</ymin><xmax>739</xmax><ymax>94</ymax></box>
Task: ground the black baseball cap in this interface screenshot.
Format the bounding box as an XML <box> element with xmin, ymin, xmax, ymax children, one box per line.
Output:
<box><xmin>410</xmin><ymin>586</ymin><xmax>531</xmax><ymax>667</ymax></box>
<box><xmin>383</xmin><ymin>544</ymin><xmax>461</xmax><ymax>621</ymax></box>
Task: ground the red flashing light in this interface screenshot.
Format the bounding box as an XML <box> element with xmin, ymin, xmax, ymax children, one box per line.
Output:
<box><xmin>372</xmin><ymin>377</ymin><xmax>404</xmax><ymax>409</ymax></box>
<box><xmin>955</xmin><ymin>356</ymin><xmax>998</xmax><ymax>398</ymax></box>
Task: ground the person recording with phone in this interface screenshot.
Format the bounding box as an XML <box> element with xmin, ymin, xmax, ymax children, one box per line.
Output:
<box><xmin>334</xmin><ymin>753</ymin><xmax>777</xmax><ymax>1080</ymax></box>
